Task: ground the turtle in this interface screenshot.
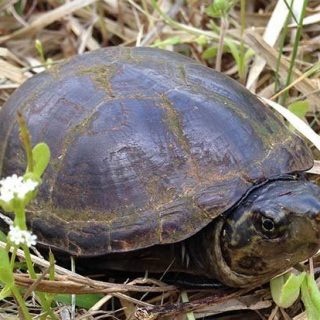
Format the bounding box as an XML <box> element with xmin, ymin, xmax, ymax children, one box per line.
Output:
<box><xmin>1</xmin><ymin>47</ymin><xmax>320</xmax><ymax>288</ymax></box>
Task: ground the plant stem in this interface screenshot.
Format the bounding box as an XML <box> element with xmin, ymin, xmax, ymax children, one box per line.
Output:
<box><xmin>14</xmin><ymin>201</ymin><xmax>27</xmax><ymax>230</ymax></box>
<box><xmin>216</xmin><ymin>16</ymin><xmax>228</xmax><ymax>72</ymax></box>
<box><xmin>13</xmin><ymin>204</ymin><xmax>58</xmax><ymax>319</ymax></box>
<box><xmin>239</xmin><ymin>0</ymin><xmax>246</xmax><ymax>83</ymax></box>
<box><xmin>10</xmin><ymin>247</ymin><xmax>17</xmax><ymax>269</ymax></box>
<box><xmin>22</xmin><ymin>245</ymin><xmax>37</xmax><ymax>278</ymax></box>
<box><xmin>11</xmin><ymin>286</ymin><xmax>32</xmax><ymax>320</ymax></box>
<box><xmin>274</xmin><ymin>10</ymin><xmax>290</xmax><ymax>95</ymax></box>
<box><xmin>21</xmin><ymin>244</ymin><xmax>58</xmax><ymax>319</ymax></box>
<box><xmin>280</xmin><ymin>0</ymin><xmax>308</xmax><ymax>105</ymax></box>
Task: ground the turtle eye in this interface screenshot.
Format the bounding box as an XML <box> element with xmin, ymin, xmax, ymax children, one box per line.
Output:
<box><xmin>262</xmin><ymin>217</ymin><xmax>275</xmax><ymax>232</ymax></box>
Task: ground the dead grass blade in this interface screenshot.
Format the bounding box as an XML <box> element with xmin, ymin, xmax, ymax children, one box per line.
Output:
<box><xmin>0</xmin><ymin>59</ymin><xmax>28</xmax><ymax>83</ymax></box>
<box><xmin>293</xmin><ymin>311</ymin><xmax>307</xmax><ymax>320</ymax></box>
<box><xmin>0</xmin><ymin>0</ymin><xmax>98</xmax><ymax>43</ymax></box>
<box><xmin>271</xmin><ymin>63</ymin><xmax>320</xmax><ymax>100</ymax></box>
<box><xmin>308</xmin><ymin>160</ymin><xmax>320</xmax><ymax>175</ymax></box>
<box><xmin>246</xmin><ymin>0</ymin><xmax>290</xmax><ymax>90</ymax></box>
<box><xmin>289</xmin><ymin>12</ymin><xmax>320</xmax><ymax>27</ymax></box>
<box><xmin>244</xmin><ymin>31</ymin><xmax>320</xmax><ymax>107</ymax></box>
<box><xmin>0</xmin><ymin>47</ymin><xmax>25</xmax><ymax>66</ymax></box>
<box><xmin>194</xmin><ymin>293</ymin><xmax>272</xmax><ymax>317</ymax></box>
<box><xmin>75</xmin><ymin>8</ymin><xmax>138</xmax><ymax>41</ymax></box>
<box><xmin>260</xmin><ymin>97</ymin><xmax>320</xmax><ymax>151</ymax></box>
<box><xmin>134</xmin><ymin>288</ymin><xmax>255</xmax><ymax>320</ymax></box>
<box><xmin>140</xmin><ymin>0</ymin><xmax>184</xmax><ymax>46</ymax></box>
<box><xmin>13</xmin><ymin>273</ymin><xmax>176</xmax><ymax>295</ymax></box>
<box><xmin>68</xmin><ymin>17</ymin><xmax>100</xmax><ymax>52</ymax></box>
<box><xmin>0</xmin><ymin>241</ymin><xmax>176</xmax><ymax>296</ymax></box>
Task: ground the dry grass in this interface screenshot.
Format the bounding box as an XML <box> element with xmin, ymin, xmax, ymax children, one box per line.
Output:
<box><xmin>0</xmin><ymin>0</ymin><xmax>320</xmax><ymax>319</ymax></box>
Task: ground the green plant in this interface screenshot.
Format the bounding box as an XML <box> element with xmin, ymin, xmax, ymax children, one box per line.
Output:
<box><xmin>277</xmin><ymin>0</ymin><xmax>309</xmax><ymax>105</ymax></box>
<box><xmin>203</xmin><ymin>0</ymin><xmax>253</xmax><ymax>81</ymax></box>
<box><xmin>0</xmin><ymin>113</ymin><xmax>55</xmax><ymax>319</ymax></box>
<box><xmin>35</xmin><ymin>39</ymin><xmax>53</xmax><ymax>69</ymax></box>
<box><xmin>270</xmin><ymin>268</ymin><xmax>320</xmax><ymax>319</ymax></box>
<box><xmin>206</xmin><ymin>0</ymin><xmax>237</xmax><ymax>72</ymax></box>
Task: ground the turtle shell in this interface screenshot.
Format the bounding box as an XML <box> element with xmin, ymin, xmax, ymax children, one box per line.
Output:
<box><xmin>0</xmin><ymin>47</ymin><xmax>313</xmax><ymax>256</ymax></box>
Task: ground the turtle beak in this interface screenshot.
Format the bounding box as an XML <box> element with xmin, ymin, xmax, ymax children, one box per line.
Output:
<box><xmin>309</xmin><ymin>211</ymin><xmax>320</xmax><ymax>242</ymax></box>
<box><xmin>310</xmin><ymin>210</ymin><xmax>320</xmax><ymax>228</ymax></box>
<box><xmin>290</xmin><ymin>215</ymin><xmax>320</xmax><ymax>251</ymax></box>
<box><xmin>288</xmin><ymin>183</ymin><xmax>320</xmax><ymax>250</ymax></box>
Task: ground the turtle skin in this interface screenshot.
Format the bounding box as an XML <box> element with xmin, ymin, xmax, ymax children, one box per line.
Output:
<box><xmin>0</xmin><ymin>47</ymin><xmax>313</xmax><ymax>259</ymax></box>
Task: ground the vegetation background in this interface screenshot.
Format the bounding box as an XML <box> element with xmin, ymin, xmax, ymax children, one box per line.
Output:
<box><xmin>0</xmin><ymin>0</ymin><xmax>320</xmax><ymax>319</ymax></box>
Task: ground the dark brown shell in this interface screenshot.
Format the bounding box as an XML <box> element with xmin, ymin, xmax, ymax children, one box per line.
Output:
<box><xmin>0</xmin><ymin>47</ymin><xmax>313</xmax><ymax>256</ymax></box>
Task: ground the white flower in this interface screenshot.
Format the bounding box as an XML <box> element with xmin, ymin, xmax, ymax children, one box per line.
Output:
<box><xmin>0</xmin><ymin>174</ymin><xmax>38</xmax><ymax>203</ymax></box>
<box><xmin>8</xmin><ymin>225</ymin><xmax>37</xmax><ymax>247</ymax></box>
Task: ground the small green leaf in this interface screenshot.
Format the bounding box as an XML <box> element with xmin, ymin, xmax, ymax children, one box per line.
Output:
<box><xmin>223</xmin><ymin>39</ymin><xmax>254</xmax><ymax>77</ymax></box>
<box><xmin>0</xmin><ymin>199</ymin><xmax>14</xmax><ymax>213</ymax></box>
<box><xmin>0</xmin><ymin>248</ymin><xmax>14</xmax><ymax>286</ymax></box>
<box><xmin>224</xmin><ymin>39</ymin><xmax>240</xmax><ymax>67</ymax></box>
<box><xmin>54</xmin><ymin>293</ymin><xmax>104</xmax><ymax>309</ymax></box>
<box><xmin>152</xmin><ymin>36</ymin><xmax>181</xmax><ymax>49</ymax></box>
<box><xmin>288</xmin><ymin>100</ymin><xmax>309</xmax><ymax>119</ymax></box>
<box><xmin>206</xmin><ymin>0</ymin><xmax>237</xmax><ymax>18</ymax></box>
<box><xmin>301</xmin><ymin>274</ymin><xmax>320</xmax><ymax>320</ymax></box>
<box><xmin>0</xmin><ymin>285</ymin><xmax>12</xmax><ymax>299</ymax></box>
<box><xmin>0</xmin><ymin>230</ymin><xmax>7</xmax><ymax>242</ymax></box>
<box><xmin>306</xmin><ymin>274</ymin><xmax>320</xmax><ymax>311</ymax></box>
<box><xmin>14</xmin><ymin>1</ymin><xmax>24</xmax><ymax>15</ymax></box>
<box><xmin>35</xmin><ymin>39</ymin><xmax>46</xmax><ymax>64</ymax></box>
<box><xmin>46</xmin><ymin>58</ymin><xmax>53</xmax><ymax>68</ymax></box>
<box><xmin>35</xmin><ymin>40</ymin><xmax>44</xmax><ymax>57</ymax></box>
<box><xmin>32</xmin><ymin>143</ymin><xmax>51</xmax><ymax>178</ymax></box>
<box><xmin>202</xmin><ymin>46</ymin><xmax>218</xmax><ymax>60</ymax></box>
<box><xmin>17</xmin><ymin>112</ymin><xmax>33</xmax><ymax>173</ymax></box>
<box><xmin>270</xmin><ymin>271</ymin><xmax>306</xmax><ymax>308</ymax></box>
<box><xmin>49</xmin><ymin>250</ymin><xmax>55</xmax><ymax>281</ymax></box>
<box><xmin>195</xmin><ymin>35</ymin><xmax>208</xmax><ymax>46</ymax></box>
<box><xmin>244</xmin><ymin>48</ymin><xmax>255</xmax><ymax>63</ymax></box>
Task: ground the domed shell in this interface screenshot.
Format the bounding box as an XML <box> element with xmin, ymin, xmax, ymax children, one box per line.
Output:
<box><xmin>0</xmin><ymin>47</ymin><xmax>313</xmax><ymax>256</ymax></box>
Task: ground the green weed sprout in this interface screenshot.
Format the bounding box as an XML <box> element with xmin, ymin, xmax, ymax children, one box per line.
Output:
<box><xmin>0</xmin><ymin>113</ymin><xmax>56</xmax><ymax>320</ymax></box>
<box><xmin>204</xmin><ymin>0</ymin><xmax>253</xmax><ymax>81</ymax></box>
<box><xmin>206</xmin><ymin>0</ymin><xmax>237</xmax><ymax>72</ymax></box>
<box><xmin>35</xmin><ymin>39</ymin><xmax>53</xmax><ymax>69</ymax></box>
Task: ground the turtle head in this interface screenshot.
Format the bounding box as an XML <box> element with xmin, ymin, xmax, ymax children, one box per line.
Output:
<box><xmin>212</xmin><ymin>179</ymin><xmax>320</xmax><ymax>287</ymax></box>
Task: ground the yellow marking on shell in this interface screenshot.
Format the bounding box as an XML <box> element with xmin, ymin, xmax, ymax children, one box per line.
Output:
<box><xmin>77</xmin><ymin>64</ymin><xmax>117</xmax><ymax>97</ymax></box>
<box><xmin>160</xmin><ymin>94</ymin><xmax>202</xmax><ymax>182</ymax></box>
<box><xmin>45</xmin><ymin>93</ymin><xmax>125</xmax><ymax>211</ymax></box>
